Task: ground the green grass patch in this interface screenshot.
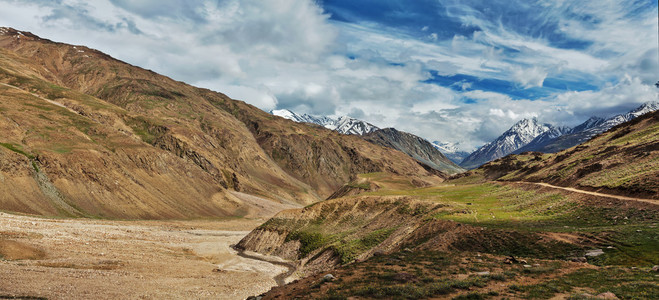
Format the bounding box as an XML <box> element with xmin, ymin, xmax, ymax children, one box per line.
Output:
<box><xmin>512</xmin><ymin>267</ymin><xmax>659</xmax><ymax>299</ymax></box>
<box><xmin>286</xmin><ymin>230</ymin><xmax>327</xmax><ymax>258</ymax></box>
<box><xmin>332</xmin><ymin>227</ymin><xmax>397</xmax><ymax>264</ymax></box>
<box><xmin>0</xmin><ymin>143</ymin><xmax>34</xmax><ymax>160</ymax></box>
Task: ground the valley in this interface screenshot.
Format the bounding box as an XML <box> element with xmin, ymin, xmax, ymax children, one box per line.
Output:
<box><xmin>0</xmin><ymin>26</ymin><xmax>656</xmax><ymax>300</ymax></box>
<box><xmin>0</xmin><ymin>213</ymin><xmax>289</xmax><ymax>299</ymax></box>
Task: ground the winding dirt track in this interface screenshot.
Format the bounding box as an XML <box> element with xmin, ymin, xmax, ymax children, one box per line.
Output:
<box><xmin>517</xmin><ymin>182</ymin><xmax>659</xmax><ymax>205</ymax></box>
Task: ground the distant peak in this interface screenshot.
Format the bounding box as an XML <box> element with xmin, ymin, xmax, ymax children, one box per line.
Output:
<box><xmin>632</xmin><ymin>101</ymin><xmax>659</xmax><ymax>113</ymax></box>
<box><xmin>271</xmin><ymin>108</ymin><xmax>378</xmax><ymax>135</ymax></box>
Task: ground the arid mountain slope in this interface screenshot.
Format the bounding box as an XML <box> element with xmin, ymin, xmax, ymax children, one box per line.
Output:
<box><xmin>363</xmin><ymin>128</ymin><xmax>465</xmax><ymax>174</ymax></box>
<box><xmin>0</xmin><ymin>28</ymin><xmax>442</xmax><ymax>218</ymax></box>
<box><xmin>475</xmin><ymin>110</ymin><xmax>659</xmax><ymax>199</ymax></box>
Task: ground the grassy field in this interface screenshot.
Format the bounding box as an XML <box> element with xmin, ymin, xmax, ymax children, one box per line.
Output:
<box><xmin>261</xmin><ymin>171</ymin><xmax>658</xmax><ymax>299</ymax></box>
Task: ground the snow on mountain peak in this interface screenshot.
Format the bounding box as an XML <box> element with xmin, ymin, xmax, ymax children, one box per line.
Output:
<box><xmin>271</xmin><ymin>109</ymin><xmax>378</xmax><ymax>135</ymax></box>
<box><xmin>629</xmin><ymin>101</ymin><xmax>659</xmax><ymax>116</ymax></box>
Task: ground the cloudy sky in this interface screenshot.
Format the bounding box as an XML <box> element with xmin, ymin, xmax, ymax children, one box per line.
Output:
<box><xmin>1</xmin><ymin>0</ymin><xmax>657</xmax><ymax>150</ymax></box>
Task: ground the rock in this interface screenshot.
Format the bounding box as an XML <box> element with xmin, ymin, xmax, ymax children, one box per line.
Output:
<box><xmin>392</xmin><ymin>272</ymin><xmax>418</xmax><ymax>283</ymax></box>
<box><xmin>322</xmin><ymin>274</ymin><xmax>335</xmax><ymax>282</ymax></box>
<box><xmin>373</xmin><ymin>250</ymin><xmax>385</xmax><ymax>257</ymax></box>
<box><xmin>579</xmin><ymin>293</ymin><xmax>594</xmax><ymax>298</ymax></box>
<box><xmin>519</xmin><ymin>259</ymin><xmax>528</xmax><ymax>264</ymax></box>
<box><xmin>585</xmin><ymin>249</ymin><xmax>605</xmax><ymax>257</ymax></box>
<box><xmin>652</xmin><ymin>265</ymin><xmax>659</xmax><ymax>272</ymax></box>
<box><xmin>476</xmin><ymin>271</ymin><xmax>490</xmax><ymax>276</ymax></box>
<box><xmin>596</xmin><ymin>292</ymin><xmax>619</xmax><ymax>299</ymax></box>
<box><xmin>523</xmin><ymin>264</ymin><xmax>532</xmax><ymax>268</ymax></box>
<box><xmin>570</xmin><ymin>257</ymin><xmax>588</xmax><ymax>263</ymax></box>
<box><xmin>403</xmin><ymin>248</ymin><xmax>413</xmax><ymax>253</ymax></box>
<box><xmin>503</xmin><ymin>256</ymin><xmax>518</xmax><ymax>264</ymax></box>
<box><xmin>212</xmin><ymin>268</ymin><xmax>225</xmax><ymax>273</ymax></box>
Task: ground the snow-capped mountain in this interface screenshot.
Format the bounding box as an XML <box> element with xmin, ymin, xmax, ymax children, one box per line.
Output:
<box><xmin>460</xmin><ymin>118</ymin><xmax>558</xmax><ymax>169</ymax></box>
<box><xmin>431</xmin><ymin>141</ymin><xmax>472</xmax><ymax>165</ymax></box>
<box><xmin>516</xmin><ymin>101</ymin><xmax>659</xmax><ymax>154</ymax></box>
<box><xmin>329</xmin><ymin>116</ymin><xmax>379</xmax><ymax>135</ymax></box>
<box><xmin>569</xmin><ymin>116</ymin><xmax>605</xmax><ymax>134</ymax></box>
<box><xmin>595</xmin><ymin>101</ymin><xmax>659</xmax><ymax>131</ymax></box>
<box><xmin>271</xmin><ymin>109</ymin><xmax>378</xmax><ymax>135</ymax></box>
<box><xmin>513</xmin><ymin>125</ymin><xmax>571</xmax><ymax>154</ymax></box>
<box><xmin>270</xmin><ymin>109</ymin><xmax>335</xmax><ymax>128</ymax></box>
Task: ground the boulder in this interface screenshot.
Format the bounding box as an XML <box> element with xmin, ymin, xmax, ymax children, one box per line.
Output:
<box><xmin>585</xmin><ymin>249</ymin><xmax>605</xmax><ymax>257</ymax></box>
<box><xmin>322</xmin><ymin>274</ymin><xmax>336</xmax><ymax>282</ymax></box>
<box><xmin>596</xmin><ymin>292</ymin><xmax>619</xmax><ymax>299</ymax></box>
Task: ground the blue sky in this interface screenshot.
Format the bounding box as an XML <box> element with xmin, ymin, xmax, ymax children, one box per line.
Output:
<box><xmin>0</xmin><ymin>0</ymin><xmax>657</xmax><ymax>150</ymax></box>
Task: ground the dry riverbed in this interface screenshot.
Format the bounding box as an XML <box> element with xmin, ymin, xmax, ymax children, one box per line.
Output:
<box><xmin>0</xmin><ymin>212</ymin><xmax>289</xmax><ymax>299</ymax></box>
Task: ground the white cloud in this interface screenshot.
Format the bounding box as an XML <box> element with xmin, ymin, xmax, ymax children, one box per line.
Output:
<box><xmin>513</xmin><ymin>66</ymin><xmax>548</xmax><ymax>88</ymax></box>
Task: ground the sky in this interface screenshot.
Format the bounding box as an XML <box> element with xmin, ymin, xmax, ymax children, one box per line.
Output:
<box><xmin>0</xmin><ymin>0</ymin><xmax>657</xmax><ymax>151</ymax></box>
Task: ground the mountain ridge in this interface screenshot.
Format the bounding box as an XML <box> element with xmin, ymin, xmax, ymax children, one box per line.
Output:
<box><xmin>515</xmin><ymin>101</ymin><xmax>659</xmax><ymax>154</ymax></box>
<box><xmin>272</xmin><ymin>109</ymin><xmax>464</xmax><ymax>174</ymax></box>
<box><xmin>0</xmin><ymin>27</ymin><xmax>443</xmax><ymax>218</ymax></box>
<box><xmin>271</xmin><ymin>109</ymin><xmax>379</xmax><ymax>135</ymax></box>
<box><xmin>462</xmin><ymin>102</ymin><xmax>659</xmax><ymax>169</ymax></box>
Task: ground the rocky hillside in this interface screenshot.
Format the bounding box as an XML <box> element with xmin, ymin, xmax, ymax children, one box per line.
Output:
<box><xmin>0</xmin><ymin>27</ymin><xmax>442</xmax><ymax>218</ymax></box>
<box><xmin>477</xmin><ymin>110</ymin><xmax>659</xmax><ymax>199</ymax></box>
<box><xmin>363</xmin><ymin>128</ymin><xmax>465</xmax><ymax>174</ymax></box>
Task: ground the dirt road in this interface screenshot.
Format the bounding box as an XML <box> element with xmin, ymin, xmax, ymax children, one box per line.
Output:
<box><xmin>525</xmin><ymin>182</ymin><xmax>659</xmax><ymax>205</ymax></box>
<box><xmin>0</xmin><ymin>212</ymin><xmax>289</xmax><ymax>299</ymax></box>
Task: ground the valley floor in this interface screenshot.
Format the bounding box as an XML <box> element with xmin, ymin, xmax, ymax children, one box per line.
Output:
<box><xmin>0</xmin><ymin>213</ymin><xmax>287</xmax><ymax>299</ymax></box>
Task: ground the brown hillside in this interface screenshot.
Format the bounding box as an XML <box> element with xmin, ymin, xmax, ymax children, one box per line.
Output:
<box><xmin>0</xmin><ymin>27</ymin><xmax>442</xmax><ymax>218</ymax></box>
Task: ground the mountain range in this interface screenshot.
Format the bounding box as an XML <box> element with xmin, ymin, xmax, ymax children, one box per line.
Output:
<box><xmin>271</xmin><ymin>109</ymin><xmax>378</xmax><ymax>135</ymax></box>
<box><xmin>271</xmin><ymin>109</ymin><xmax>464</xmax><ymax>174</ymax></box>
<box><xmin>460</xmin><ymin>102</ymin><xmax>659</xmax><ymax>169</ymax></box>
<box><xmin>514</xmin><ymin>101</ymin><xmax>659</xmax><ymax>154</ymax></box>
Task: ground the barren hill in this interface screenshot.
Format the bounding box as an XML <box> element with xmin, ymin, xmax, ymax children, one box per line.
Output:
<box><xmin>0</xmin><ymin>27</ymin><xmax>443</xmax><ymax>219</ymax></box>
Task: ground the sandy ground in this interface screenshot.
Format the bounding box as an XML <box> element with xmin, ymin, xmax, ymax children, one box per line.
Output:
<box><xmin>0</xmin><ymin>212</ymin><xmax>288</xmax><ymax>299</ymax></box>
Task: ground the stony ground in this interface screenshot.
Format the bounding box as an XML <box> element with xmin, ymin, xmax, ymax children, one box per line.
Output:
<box><xmin>0</xmin><ymin>212</ymin><xmax>288</xmax><ymax>299</ymax></box>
